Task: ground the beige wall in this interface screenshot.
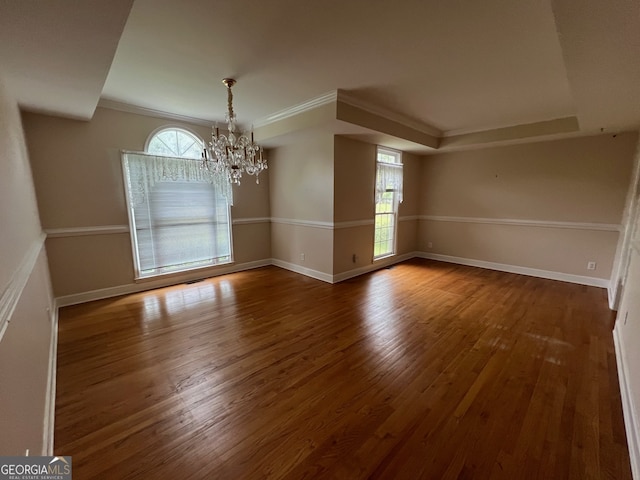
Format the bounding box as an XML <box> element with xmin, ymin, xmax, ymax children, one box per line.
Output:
<box><xmin>332</xmin><ymin>136</ymin><xmax>422</xmax><ymax>221</ymax></box>
<box><xmin>232</xmin><ymin>223</ymin><xmax>271</xmax><ymax>264</ymax></box>
<box><xmin>419</xmin><ymin>132</ymin><xmax>638</xmax><ymax>279</ymax></box>
<box><xmin>0</xmin><ymin>93</ymin><xmax>42</xmax><ymax>284</ymax></box>
<box><xmin>271</xmin><ymin>223</ymin><xmax>333</xmax><ymax>275</ymax></box>
<box><xmin>421</xmin><ymin>133</ymin><xmax>636</xmax><ymax>222</ymax></box>
<box><xmin>269</xmin><ymin>132</ymin><xmax>334</xmax><ymax>222</ymax></box>
<box><xmin>333</xmin><ymin>136</ymin><xmax>376</xmax><ymax>223</ymax></box>
<box><xmin>23</xmin><ymin>107</ymin><xmax>271</xmax><ymax>299</ymax></box>
<box><xmin>333</xmin><ymin>226</ymin><xmax>374</xmax><ymax>273</ymax></box>
<box><xmin>269</xmin><ymin>132</ymin><xmax>335</xmax><ymax>276</ymax></box>
<box><xmin>398</xmin><ymin>151</ymin><xmax>420</xmax><ymax>256</ymax></box>
<box><xmin>0</xmin><ymin>79</ymin><xmax>55</xmax><ymax>455</ymax></box>
<box><xmin>399</xmin><ymin>152</ymin><xmax>421</xmax><ymax>219</ymax></box>
<box><xmin>45</xmin><ymin>233</ymin><xmax>134</xmax><ymax>297</ymax></box>
<box><xmin>419</xmin><ymin>220</ymin><xmax>619</xmax><ymax>279</ymax></box>
<box><xmin>20</xmin><ymin>105</ymin><xmax>637</xmax><ymax>293</ymax></box>
<box><xmin>332</xmin><ymin>136</ymin><xmax>374</xmax><ymax>274</ymax></box>
<box><xmin>332</xmin><ymin>136</ymin><xmax>419</xmax><ymax>275</ymax></box>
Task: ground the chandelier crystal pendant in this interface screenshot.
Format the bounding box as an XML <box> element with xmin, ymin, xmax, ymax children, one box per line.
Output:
<box><xmin>202</xmin><ymin>78</ymin><xmax>267</xmax><ymax>185</ymax></box>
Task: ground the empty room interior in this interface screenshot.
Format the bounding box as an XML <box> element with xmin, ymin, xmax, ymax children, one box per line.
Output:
<box><xmin>1</xmin><ymin>0</ymin><xmax>640</xmax><ymax>478</ymax></box>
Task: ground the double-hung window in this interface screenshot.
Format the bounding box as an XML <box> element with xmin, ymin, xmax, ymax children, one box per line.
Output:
<box><xmin>373</xmin><ymin>147</ymin><xmax>403</xmax><ymax>259</ymax></box>
<box><xmin>122</xmin><ymin>127</ymin><xmax>233</xmax><ymax>279</ymax></box>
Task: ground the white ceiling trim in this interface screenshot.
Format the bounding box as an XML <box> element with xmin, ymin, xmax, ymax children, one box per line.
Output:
<box><xmin>97</xmin><ymin>98</ymin><xmax>214</xmax><ymax>126</ymax></box>
<box><xmin>439</xmin><ymin>117</ymin><xmax>581</xmax><ymax>150</ymax></box>
<box><xmin>252</xmin><ymin>91</ymin><xmax>338</xmax><ymax>128</ymax></box>
<box><xmin>337</xmin><ymin>90</ymin><xmax>442</xmax><ymax>138</ymax></box>
<box><xmin>443</xmin><ymin>116</ymin><xmax>578</xmax><ymax>138</ymax></box>
<box><xmin>252</xmin><ymin>88</ymin><xmax>443</xmax><ymax>138</ymax></box>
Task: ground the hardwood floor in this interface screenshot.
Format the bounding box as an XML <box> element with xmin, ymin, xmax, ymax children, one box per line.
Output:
<box><xmin>55</xmin><ymin>259</ymin><xmax>632</xmax><ymax>479</ymax></box>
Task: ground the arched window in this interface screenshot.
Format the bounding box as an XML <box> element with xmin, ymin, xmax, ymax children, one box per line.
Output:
<box><xmin>121</xmin><ymin>126</ymin><xmax>232</xmax><ymax>279</ymax></box>
<box><xmin>146</xmin><ymin>127</ymin><xmax>203</xmax><ymax>159</ymax></box>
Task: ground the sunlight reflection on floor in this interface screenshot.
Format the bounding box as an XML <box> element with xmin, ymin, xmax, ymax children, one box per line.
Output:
<box><xmin>140</xmin><ymin>279</ymin><xmax>237</xmax><ymax>327</ymax></box>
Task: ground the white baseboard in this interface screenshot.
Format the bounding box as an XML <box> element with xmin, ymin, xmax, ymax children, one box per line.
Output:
<box><xmin>56</xmin><ymin>259</ymin><xmax>271</xmax><ymax>307</ymax></box>
<box><xmin>270</xmin><ymin>259</ymin><xmax>333</xmax><ymax>283</ymax></box>
<box><xmin>272</xmin><ymin>252</ymin><xmax>417</xmax><ymax>284</ymax></box>
<box><xmin>55</xmin><ymin>252</ymin><xmax>614</xmax><ymax>308</ymax></box>
<box><xmin>609</xmin><ymin>280</ymin><xmax>620</xmax><ymax>311</ymax></box>
<box><xmin>56</xmin><ymin>254</ymin><xmax>413</xmax><ymax>305</ymax></box>
<box><xmin>417</xmin><ymin>252</ymin><xmax>610</xmax><ymax>289</ymax></box>
<box><xmin>613</xmin><ymin>325</ymin><xmax>640</xmax><ymax>480</ymax></box>
<box><xmin>42</xmin><ymin>302</ymin><xmax>58</xmax><ymax>455</ymax></box>
<box><xmin>332</xmin><ymin>252</ymin><xmax>417</xmax><ymax>283</ymax></box>
<box><xmin>55</xmin><ymin>252</ymin><xmax>613</xmax><ymax>307</ymax></box>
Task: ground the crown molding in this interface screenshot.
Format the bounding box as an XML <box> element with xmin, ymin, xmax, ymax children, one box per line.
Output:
<box><xmin>252</xmin><ymin>89</ymin><xmax>443</xmax><ymax>139</ymax></box>
<box><xmin>336</xmin><ymin>90</ymin><xmax>442</xmax><ymax>137</ymax></box>
<box><xmin>436</xmin><ymin>117</ymin><xmax>585</xmax><ymax>152</ymax></box>
<box><xmin>252</xmin><ymin>91</ymin><xmax>338</xmax><ymax>128</ymax></box>
<box><xmin>98</xmin><ymin>99</ymin><xmax>214</xmax><ymax>126</ymax></box>
<box><xmin>442</xmin><ymin>116</ymin><xmax>579</xmax><ymax>138</ymax></box>
<box><xmin>98</xmin><ymin>97</ymin><xmax>625</xmax><ymax>152</ymax></box>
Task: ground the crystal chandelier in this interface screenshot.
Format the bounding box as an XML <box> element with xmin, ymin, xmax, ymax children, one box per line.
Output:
<box><xmin>202</xmin><ymin>78</ymin><xmax>267</xmax><ymax>185</ymax></box>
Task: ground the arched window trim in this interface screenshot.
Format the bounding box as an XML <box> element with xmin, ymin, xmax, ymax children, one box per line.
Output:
<box><xmin>144</xmin><ymin>125</ymin><xmax>204</xmax><ymax>159</ymax></box>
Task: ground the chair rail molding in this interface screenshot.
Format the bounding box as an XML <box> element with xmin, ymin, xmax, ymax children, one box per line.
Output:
<box><xmin>0</xmin><ymin>233</ymin><xmax>46</xmax><ymax>342</ymax></box>
<box><xmin>419</xmin><ymin>215</ymin><xmax>620</xmax><ymax>232</ymax></box>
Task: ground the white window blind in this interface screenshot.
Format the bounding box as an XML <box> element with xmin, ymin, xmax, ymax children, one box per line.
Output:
<box><xmin>122</xmin><ymin>152</ymin><xmax>232</xmax><ymax>278</ymax></box>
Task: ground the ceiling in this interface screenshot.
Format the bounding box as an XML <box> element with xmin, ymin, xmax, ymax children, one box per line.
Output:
<box><xmin>1</xmin><ymin>0</ymin><xmax>638</xmax><ymax>146</ymax></box>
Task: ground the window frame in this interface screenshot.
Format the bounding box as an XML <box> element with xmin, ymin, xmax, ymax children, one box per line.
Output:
<box><xmin>122</xmin><ymin>127</ymin><xmax>234</xmax><ymax>281</ymax></box>
<box><xmin>373</xmin><ymin>146</ymin><xmax>403</xmax><ymax>261</ymax></box>
<box><xmin>144</xmin><ymin>125</ymin><xmax>204</xmax><ymax>159</ymax></box>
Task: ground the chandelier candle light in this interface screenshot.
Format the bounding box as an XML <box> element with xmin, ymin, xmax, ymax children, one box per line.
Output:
<box><xmin>202</xmin><ymin>78</ymin><xmax>267</xmax><ymax>185</ymax></box>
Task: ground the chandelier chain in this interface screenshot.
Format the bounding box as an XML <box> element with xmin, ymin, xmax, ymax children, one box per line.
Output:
<box><xmin>224</xmin><ymin>78</ymin><xmax>235</xmax><ymax>120</ymax></box>
<box><xmin>201</xmin><ymin>78</ymin><xmax>267</xmax><ymax>189</ymax></box>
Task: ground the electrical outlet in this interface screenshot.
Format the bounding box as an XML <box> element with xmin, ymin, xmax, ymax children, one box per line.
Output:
<box><xmin>300</xmin><ymin>253</ymin><xmax>305</xmax><ymax>262</ymax></box>
<box><xmin>427</xmin><ymin>242</ymin><xmax>433</xmax><ymax>248</ymax></box>
<box><xmin>352</xmin><ymin>254</ymin><xmax>357</xmax><ymax>263</ymax></box>
<box><xmin>587</xmin><ymin>261</ymin><xmax>596</xmax><ymax>270</ymax></box>
<box><xmin>25</xmin><ymin>449</ymin><xmax>29</xmax><ymax>456</ymax></box>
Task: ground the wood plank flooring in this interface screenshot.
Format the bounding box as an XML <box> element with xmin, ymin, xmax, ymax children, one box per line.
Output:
<box><xmin>54</xmin><ymin>259</ymin><xmax>633</xmax><ymax>479</ymax></box>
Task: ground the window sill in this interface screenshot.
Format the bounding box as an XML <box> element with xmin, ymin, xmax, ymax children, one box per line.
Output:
<box><xmin>373</xmin><ymin>253</ymin><xmax>396</xmax><ymax>262</ymax></box>
<box><xmin>134</xmin><ymin>260</ymin><xmax>234</xmax><ymax>283</ymax></box>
